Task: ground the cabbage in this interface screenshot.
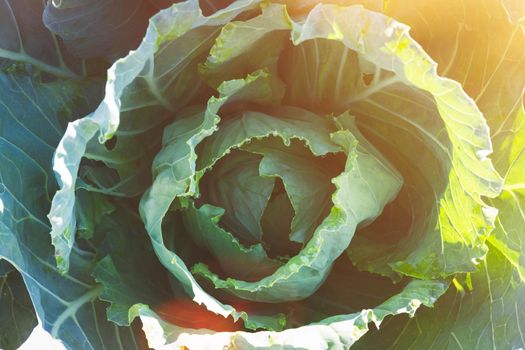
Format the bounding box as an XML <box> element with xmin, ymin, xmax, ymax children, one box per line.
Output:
<box><xmin>0</xmin><ymin>0</ymin><xmax>524</xmax><ymax>349</ymax></box>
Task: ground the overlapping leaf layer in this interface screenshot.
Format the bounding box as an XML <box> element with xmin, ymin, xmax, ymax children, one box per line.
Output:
<box><xmin>0</xmin><ymin>0</ymin><xmax>523</xmax><ymax>349</ymax></box>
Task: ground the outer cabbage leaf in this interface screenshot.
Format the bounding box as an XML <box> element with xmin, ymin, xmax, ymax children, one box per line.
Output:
<box><xmin>354</xmin><ymin>0</ymin><xmax>525</xmax><ymax>348</ymax></box>
<box><xmin>0</xmin><ymin>0</ymin><xmax>87</xmax><ymax>78</ymax></box>
<box><xmin>92</xmin><ymin>201</ymin><xmax>283</xmax><ymax>333</ymax></box>
<box><xmin>43</xmin><ymin>0</ymin><xmax>157</xmax><ymax>61</ymax></box>
<box><xmin>290</xmin><ymin>3</ymin><xmax>502</xmax><ymax>280</ymax></box>
<box><xmin>198</xmin><ymin>3</ymin><xmax>291</xmax><ymax>91</ymax></box>
<box><xmin>0</xmin><ymin>260</ymin><xmax>37</xmax><ymax>350</ymax></box>
<box><xmin>91</xmin><ymin>202</ymin><xmax>174</xmax><ymax>327</ymax></box>
<box><xmin>355</xmin><ymin>246</ymin><xmax>525</xmax><ymax>349</ymax></box>
<box><xmin>134</xmin><ymin>279</ymin><xmax>447</xmax><ymax>350</ymax></box>
<box><xmin>0</xmin><ymin>72</ymin><xmax>143</xmax><ymax>350</ymax></box>
<box><xmin>356</xmin><ymin>157</ymin><xmax>525</xmax><ymax>347</ymax></box>
<box><xmin>86</xmin><ymin>225</ymin><xmax>448</xmax><ymax>350</ymax></box>
<box><xmin>150</xmin><ymin>0</ymin><xmax>235</xmax><ymax>15</ymax></box>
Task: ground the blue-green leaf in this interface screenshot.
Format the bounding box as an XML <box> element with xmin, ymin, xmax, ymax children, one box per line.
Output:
<box><xmin>0</xmin><ymin>261</ymin><xmax>37</xmax><ymax>350</ymax></box>
<box><xmin>0</xmin><ymin>72</ymin><xmax>140</xmax><ymax>350</ymax></box>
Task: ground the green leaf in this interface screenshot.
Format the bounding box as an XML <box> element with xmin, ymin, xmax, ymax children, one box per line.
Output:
<box><xmin>75</xmin><ymin>189</ymin><xmax>115</xmax><ymax>240</ymax></box>
<box><xmin>0</xmin><ymin>0</ymin><xmax>89</xmax><ymax>78</ymax></box>
<box><xmin>260</xmin><ymin>192</ymin><xmax>299</xmax><ymax>258</ymax></box>
<box><xmin>192</xmin><ymin>113</ymin><xmax>402</xmax><ymax>302</ymax></box>
<box><xmin>140</xmin><ymin>70</ymin><xmax>287</xmax><ymax>331</ymax></box>
<box><xmin>48</xmin><ymin>0</ymin><xmax>262</xmax><ymax>273</ymax></box>
<box><xmin>354</xmin><ymin>0</ymin><xmax>525</xmax><ymax>348</ymax></box>
<box><xmin>244</xmin><ymin>137</ymin><xmax>338</xmax><ymax>244</ymax></box>
<box><xmin>195</xmin><ymin>106</ymin><xmax>341</xmax><ymax>172</ymax></box>
<box><xmin>33</xmin><ymin>0</ymin><xmax>518</xmax><ymax>348</ymax></box>
<box><xmin>199</xmin><ymin>2</ymin><xmax>291</xmax><ymax>94</ymax></box>
<box><xmin>0</xmin><ymin>72</ymin><xmax>140</xmax><ymax>350</ymax></box>
<box><xmin>0</xmin><ymin>261</ymin><xmax>38</xmax><ymax>350</ymax></box>
<box><xmin>280</xmin><ymin>34</ymin><xmax>365</xmax><ymax>113</ymax></box>
<box><xmin>357</xmin><ymin>68</ymin><xmax>525</xmax><ymax>350</ymax></box>
<box><xmin>197</xmin><ymin>151</ymin><xmax>275</xmax><ymax>244</ymax></box>
<box><xmin>489</xmin><ymin>106</ymin><xmax>525</xmax><ymax>283</ymax></box>
<box><xmin>92</xmin><ymin>204</ymin><xmax>173</xmax><ymax>327</ymax></box>
<box><xmin>136</xmin><ymin>278</ymin><xmax>448</xmax><ymax>349</ymax></box>
<box><xmin>182</xmin><ymin>150</ymin><xmax>282</xmax><ymax>281</ymax></box>
<box><xmin>149</xmin><ymin>0</ymin><xmax>235</xmax><ymax>14</ymax></box>
<box><xmin>92</xmin><ymin>199</ymin><xmax>286</xmax><ymax>334</ymax></box>
<box><xmin>43</xmin><ymin>0</ymin><xmax>157</xmax><ymax>60</ymax></box>
<box><xmin>182</xmin><ymin>200</ymin><xmax>282</xmax><ymax>281</ymax></box>
<box><xmin>355</xmin><ymin>247</ymin><xmax>525</xmax><ymax>349</ymax></box>
<box><xmin>286</xmin><ymin>3</ymin><xmax>501</xmax><ymax>279</ymax></box>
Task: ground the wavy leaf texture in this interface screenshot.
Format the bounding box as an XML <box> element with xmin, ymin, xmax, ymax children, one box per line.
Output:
<box><xmin>355</xmin><ymin>0</ymin><xmax>525</xmax><ymax>348</ymax></box>
<box><xmin>48</xmin><ymin>0</ymin><xmax>262</xmax><ymax>273</ymax></box>
<box><xmin>28</xmin><ymin>0</ymin><xmax>523</xmax><ymax>348</ymax></box>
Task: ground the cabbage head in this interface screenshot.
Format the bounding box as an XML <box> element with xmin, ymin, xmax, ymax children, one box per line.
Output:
<box><xmin>0</xmin><ymin>0</ymin><xmax>524</xmax><ymax>349</ymax></box>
